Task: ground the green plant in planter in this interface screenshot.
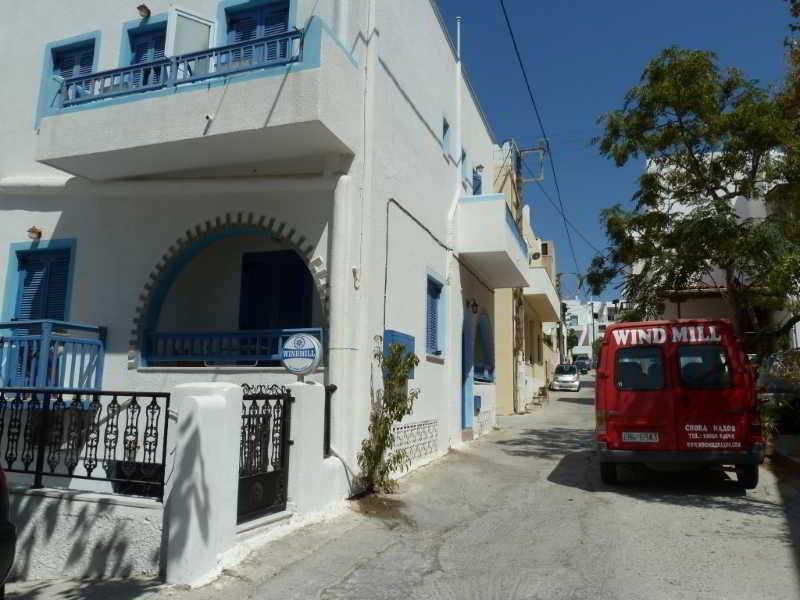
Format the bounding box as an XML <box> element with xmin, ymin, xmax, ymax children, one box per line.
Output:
<box><xmin>357</xmin><ymin>339</ymin><xmax>420</xmax><ymax>493</ymax></box>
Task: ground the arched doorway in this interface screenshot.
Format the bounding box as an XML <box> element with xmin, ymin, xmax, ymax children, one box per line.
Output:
<box><xmin>133</xmin><ymin>221</ymin><xmax>328</xmax><ymax>368</ymax></box>
<box><xmin>462</xmin><ymin>311</ymin><xmax>495</xmax><ymax>431</ymax></box>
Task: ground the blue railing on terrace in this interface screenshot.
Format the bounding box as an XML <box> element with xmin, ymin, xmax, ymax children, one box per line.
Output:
<box><xmin>144</xmin><ymin>327</ymin><xmax>324</xmax><ymax>367</ymax></box>
<box><xmin>61</xmin><ymin>29</ymin><xmax>304</xmax><ymax>107</ymax></box>
<box><xmin>0</xmin><ymin>320</ymin><xmax>106</xmax><ymax>389</ymax></box>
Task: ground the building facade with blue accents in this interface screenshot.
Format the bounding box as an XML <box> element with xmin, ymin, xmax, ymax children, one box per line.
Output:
<box><xmin>0</xmin><ymin>0</ymin><xmax>556</xmax><ymax>582</ymax></box>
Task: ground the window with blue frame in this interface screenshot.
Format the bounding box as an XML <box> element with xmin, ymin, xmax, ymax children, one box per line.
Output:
<box><xmin>130</xmin><ymin>28</ymin><xmax>166</xmax><ymax>64</ymax></box>
<box><xmin>227</xmin><ymin>1</ymin><xmax>290</xmax><ymax>42</ymax></box>
<box><xmin>53</xmin><ymin>43</ymin><xmax>94</xmax><ymax>80</ymax></box>
<box><xmin>15</xmin><ymin>249</ymin><xmax>71</xmax><ymax>321</ymax></box>
<box><xmin>426</xmin><ymin>277</ymin><xmax>443</xmax><ymax>356</ymax></box>
<box><xmin>128</xmin><ymin>25</ymin><xmax>167</xmax><ymax>88</ymax></box>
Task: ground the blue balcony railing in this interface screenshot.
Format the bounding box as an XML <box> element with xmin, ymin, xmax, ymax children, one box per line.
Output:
<box><xmin>61</xmin><ymin>29</ymin><xmax>304</xmax><ymax>107</ymax></box>
<box><xmin>0</xmin><ymin>320</ymin><xmax>106</xmax><ymax>389</ymax></box>
<box><xmin>144</xmin><ymin>327</ymin><xmax>324</xmax><ymax>367</ymax></box>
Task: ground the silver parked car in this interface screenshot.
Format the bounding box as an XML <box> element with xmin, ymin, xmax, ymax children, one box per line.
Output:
<box><xmin>550</xmin><ymin>364</ymin><xmax>581</xmax><ymax>392</ymax></box>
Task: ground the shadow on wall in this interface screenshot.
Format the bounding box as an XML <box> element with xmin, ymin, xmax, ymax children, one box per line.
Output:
<box><xmin>6</xmin><ymin>409</ymin><xmax>212</xmax><ymax>595</ymax></box>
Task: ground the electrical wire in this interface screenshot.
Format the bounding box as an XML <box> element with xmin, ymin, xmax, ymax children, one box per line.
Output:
<box><xmin>497</xmin><ymin>0</ymin><xmax>582</xmax><ymax>281</ymax></box>
<box><xmin>520</xmin><ymin>161</ymin><xmax>603</xmax><ymax>255</ymax></box>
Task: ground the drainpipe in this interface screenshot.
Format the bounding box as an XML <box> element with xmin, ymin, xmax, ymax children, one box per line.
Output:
<box><xmin>445</xmin><ymin>16</ymin><xmax>464</xmax><ymax>445</ymax></box>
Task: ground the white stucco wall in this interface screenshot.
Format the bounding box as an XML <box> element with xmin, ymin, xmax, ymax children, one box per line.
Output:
<box><xmin>10</xmin><ymin>489</ymin><xmax>163</xmax><ymax>581</ymax></box>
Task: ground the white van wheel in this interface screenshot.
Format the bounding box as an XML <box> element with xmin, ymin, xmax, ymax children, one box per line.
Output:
<box><xmin>600</xmin><ymin>462</ymin><xmax>618</xmax><ymax>485</ymax></box>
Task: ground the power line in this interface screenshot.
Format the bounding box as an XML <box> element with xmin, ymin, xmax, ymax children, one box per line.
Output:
<box><xmin>520</xmin><ymin>161</ymin><xmax>603</xmax><ymax>255</ymax></box>
<box><xmin>497</xmin><ymin>0</ymin><xmax>581</xmax><ymax>280</ymax></box>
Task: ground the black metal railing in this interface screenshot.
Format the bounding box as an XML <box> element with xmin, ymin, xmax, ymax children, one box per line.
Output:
<box><xmin>238</xmin><ymin>384</ymin><xmax>292</xmax><ymax>523</ymax></box>
<box><xmin>0</xmin><ymin>388</ymin><xmax>170</xmax><ymax>500</ymax></box>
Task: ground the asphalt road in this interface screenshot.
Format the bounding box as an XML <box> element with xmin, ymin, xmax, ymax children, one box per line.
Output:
<box><xmin>12</xmin><ymin>373</ymin><xmax>800</xmax><ymax>599</ymax></box>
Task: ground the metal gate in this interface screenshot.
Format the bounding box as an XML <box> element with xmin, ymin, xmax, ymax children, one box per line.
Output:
<box><xmin>238</xmin><ymin>384</ymin><xmax>293</xmax><ymax>523</ymax></box>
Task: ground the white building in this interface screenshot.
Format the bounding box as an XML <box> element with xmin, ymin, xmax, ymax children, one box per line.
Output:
<box><xmin>563</xmin><ymin>298</ymin><xmax>619</xmax><ymax>360</ymax></box>
<box><xmin>0</xmin><ymin>0</ymin><xmax>544</xmax><ymax>585</ymax></box>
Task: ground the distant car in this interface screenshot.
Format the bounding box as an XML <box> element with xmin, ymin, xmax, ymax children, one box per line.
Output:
<box><xmin>550</xmin><ymin>364</ymin><xmax>581</xmax><ymax>392</ymax></box>
<box><xmin>574</xmin><ymin>358</ymin><xmax>591</xmax><ymax>374</ymax></box>
<box><xmin>0</xmin><ymin>469</ymin><xmax>15</xmax><ymax>595</ymax></box>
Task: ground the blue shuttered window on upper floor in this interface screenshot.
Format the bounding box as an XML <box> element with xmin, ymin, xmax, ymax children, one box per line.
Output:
<box><xmin>426</xmin><ymin>278</ymin><xmax>443</xmax><ymax>356</ymax></box>
<box><xmin>130</xmin><ymin>28</ymin><xmax>167</xmax><ymax>64</ymax></box>
<box><xmin>227</xmin><ymin>1</ymin><xmax>290</xmax><ymax>44</ymax></box>
<box><xmin>53</xmin><ymin>43</ymin><xmax>94</xmax><ymax>79</ymax></box>
<box><xmin>15</xmin><ymin>249</ymin><xmax>71</xmax><ymax>321</ymax></box>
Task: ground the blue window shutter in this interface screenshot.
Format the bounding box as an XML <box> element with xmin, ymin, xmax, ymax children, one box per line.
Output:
<box><xmin>15</xmin><ymin>249</ymin><xmax>70</xmax><ymax>321</ymax></box>
<box><xmin>54</xmin><ymin>44</ymin><xmax>95</xmax><ymax>79</ymax></box>
<box><xmin>262</xmin><ymin>7</ymin><xmax>289</xmax><ymax>37</ymax></box>
<box><xmin>131</xmin><ymin>29</ymin><xmax>166</xmax><ymax>64</ymax></box>
<box><xmin>426</xmin><ymin>279</ymin><xmax>442</xmax><ymax>355</ymax></box>
<box><xmin>229</xmin><ymin>12</ymin><xmax>258</xmax><ymax>43</ymax></box>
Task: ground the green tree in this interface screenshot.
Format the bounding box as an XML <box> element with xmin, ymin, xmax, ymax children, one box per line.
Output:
<box><xmin>567</xmin><ymin>329</ymin><xmax>579</xmax><ymax>352</ymax></box>
<box><xmin>587</xmin><ymin>46</ymin><xmax>800</xmax><ymax>349</ymax></box>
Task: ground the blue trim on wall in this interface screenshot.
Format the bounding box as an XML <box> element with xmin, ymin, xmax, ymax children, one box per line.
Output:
<box><xmin>39</xmin><ymin>16</ymin><xmax>333</xmax><ymax>123</ymax></box>
<box><xmin>2</xmin><ymin>239</ymin><xmax>77</xmax><ymax>322</ymax></box>
<box><xmin>383</xmin><ymin>330</ymin><xmax>416</xmax><ymax>379</ymax></box>
<box><xmin>461</xmin><ymin>312</ymin><xmax>476</xmax><ymax>429</ymax></box>
<box><xmin>459</xmin><ymin>193</ymin><xmax>504</xmax><ymax>203</ymax></box>
<box><xmin>119</xmin><ymin>13</ymin><xmax>169</xmax><ymax>67</ymax></box>
<box><xmin>34</xmin><ymin>30</ymin><xmax>101</xmax><ymax>128</ymax></box>
<box><xmin>425</xmin><ymin>268</ymin><xmax>447</xmax><ymax>359</ymax></box>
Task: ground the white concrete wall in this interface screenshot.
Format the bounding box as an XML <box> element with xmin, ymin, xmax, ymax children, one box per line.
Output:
<box><xmin>9</xmin><ymin>488</ymin><xmax>162</xmax><ymax>581</ymax></box>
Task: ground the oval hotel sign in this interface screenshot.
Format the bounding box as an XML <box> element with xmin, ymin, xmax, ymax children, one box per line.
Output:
<box><xmin>281</xmin><ymin>333</ymin><xmax>322</xmax><ymax>375</ymax></box>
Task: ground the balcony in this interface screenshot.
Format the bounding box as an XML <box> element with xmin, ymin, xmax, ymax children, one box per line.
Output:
<box><xmin>144</xmin><ymin>327</ymin><xmax>324</xmax><ymax>367</ymax></box>
<box><xmin>523</xmin><ymin>266</ymin><xmax>560</xmax><ymax>322</ymax></box>
<box><xmin>0</xmin><ymin>320</ymin><xmax>106</xmax><ymax>389</ymax></box>
<box><xmin>456</xmin><ymin>194</ymin><xmax>530</xmax><ymax>289</ymax></box>
<box><xmin>35</xmin><ymin>19</ymin><xmax>360</xmax><ymax>180</ymax></box>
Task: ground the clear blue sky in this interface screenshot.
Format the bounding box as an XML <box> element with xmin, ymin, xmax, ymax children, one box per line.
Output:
<box><xmin>435</xmin><ymin>0</ymin><xmax>790</xmax><ymax>300</ymax></box>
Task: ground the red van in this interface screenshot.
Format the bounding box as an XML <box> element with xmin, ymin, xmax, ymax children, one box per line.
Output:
<box><xmin>595</xmin><ymin>319</ymin><xmax>764</xmax><ymax>488</ymax></box>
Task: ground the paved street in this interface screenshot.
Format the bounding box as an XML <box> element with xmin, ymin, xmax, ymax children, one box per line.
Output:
<box><xmin>11</xmin><ymin>374</ymin><xmax>800</xmax><ymax>600</ymax></box>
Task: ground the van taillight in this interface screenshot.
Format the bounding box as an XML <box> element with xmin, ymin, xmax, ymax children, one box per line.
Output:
<box><xmin>596</xmin><ymin>409</ymin><xmax>608</xmax><ymax>440</ymax></box>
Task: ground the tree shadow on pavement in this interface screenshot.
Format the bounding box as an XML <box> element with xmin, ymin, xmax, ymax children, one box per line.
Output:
<box><xmin>7</xmin><ymin>578</ymin><xmax>164</xmax><ymax>600</ymax></box>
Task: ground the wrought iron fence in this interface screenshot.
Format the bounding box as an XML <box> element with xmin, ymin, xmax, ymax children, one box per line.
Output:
<box><xmin>0</xmin><ymin>388</ymin><xmax>170</xmax><ymax>500</ymax></box>
<box><xmin>61</xmin><ymin>29</ymin><xmax>303</xmax><ymax>107</ymax></box>
<box><xmin>238</xmin><ymin>384</ymin><xmax>292</xmax><ymax>523</ymax></box>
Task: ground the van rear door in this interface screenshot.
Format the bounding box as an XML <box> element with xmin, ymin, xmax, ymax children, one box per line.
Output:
<box><xmin>673</xmin><ymin>336</ymin><xmax>750</xmax><ymax>452</ymax></box>
<box><xmin>607</xmin><ymin>344</ymin><xmax>676</xmax><ymax>451</ymax></box>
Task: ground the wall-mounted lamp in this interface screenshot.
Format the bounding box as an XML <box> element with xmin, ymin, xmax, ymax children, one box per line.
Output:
<box><xmin>27</xmin><ymin>226</ymin><xmax>42</xmax><ymax>241</ymax></box>
<box><xmin>466</xmin><ymin>298</ymin><xmax>479</xmax><ymax>314</ymax></box>
<box><xmin>137</xmin><ymin>4</ymin><xmax>151</xmax><ymax>18</ymax></box>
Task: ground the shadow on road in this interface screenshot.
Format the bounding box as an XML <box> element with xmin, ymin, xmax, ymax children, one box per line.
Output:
<box><xmin>555</xmin><ymin>396</ymin><xmax>595</xmax><ymax>406</ymax></box>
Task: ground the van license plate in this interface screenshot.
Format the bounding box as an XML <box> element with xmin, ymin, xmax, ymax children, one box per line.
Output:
<box><xmin>622</xmin><ymin>432</ymin><xmax>659</xmax><ymax>443</ymax></box>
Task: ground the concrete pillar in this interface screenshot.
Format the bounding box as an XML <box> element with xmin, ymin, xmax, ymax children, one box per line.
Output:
<box><xmin>286</xmin><ymin>382</ymin><xmax>349</xmax><ymax>513</ymax></box>
<box><xmin>163</xmin><ymin>382</ymin><xmax>242</xmax><ymax>587</ymax></box>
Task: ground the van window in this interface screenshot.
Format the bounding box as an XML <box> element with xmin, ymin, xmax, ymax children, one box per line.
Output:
<box><xmin>615</xmin><ymin>347</ymin><xmax>664</xmax><ymax>391</ymax></box>
<box><xmin>678</xmin><ymin>344</ymin><xmax>733</xmax><ymax>389</ymax></box>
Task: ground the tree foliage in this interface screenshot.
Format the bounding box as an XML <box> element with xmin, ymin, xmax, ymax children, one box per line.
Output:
<box><xmin>587</xmin><ymin>45</ymin><xmax>800</xmax><ymax>349</ymax></box>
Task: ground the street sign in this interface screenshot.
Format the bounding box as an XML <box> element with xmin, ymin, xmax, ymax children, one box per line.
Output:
<box><xmin>281</xmin><ymin>333</ymin><xmax>322</xmax><ymax>376</ymax></box>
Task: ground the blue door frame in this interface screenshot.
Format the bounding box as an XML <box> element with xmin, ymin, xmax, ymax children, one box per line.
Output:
<box><xmin>461</xmin><ymin>313</ymin><xmax>476</xmax><ymax>430</ymax></box>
